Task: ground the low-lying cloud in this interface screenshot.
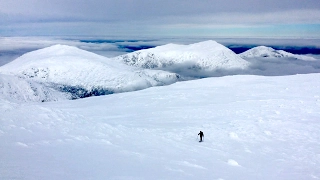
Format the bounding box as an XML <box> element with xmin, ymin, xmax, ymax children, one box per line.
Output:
<box><xmin>151</xmin><ymin>57</ymin><xmax>320</xmax><ymax>79</ymax></box>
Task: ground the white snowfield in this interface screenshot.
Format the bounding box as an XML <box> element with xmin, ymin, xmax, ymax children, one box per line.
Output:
<box><xmin>0</xmin><ymin>73</ymin><xmax>319</xmax><ymax>180</ymax></box>
<box><xmin>240</xmin><ymin>46</ymin><xmax>317</xmax><ymax>61</ymax></box>
<box><xmin>113</xmin><ymin>40</ymin><xmax>250</xmax><ymax>77</ymax></box>
<box><xmin>0</xmin><ymin>44</ymin><xmax>180</xmax><ymax>100</ymax></box>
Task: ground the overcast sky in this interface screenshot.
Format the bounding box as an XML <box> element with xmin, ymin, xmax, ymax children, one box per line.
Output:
<box><xmin>0</xmin><ymin>0</ymin><xmax>320</xmax><ymax>38</ymax></box>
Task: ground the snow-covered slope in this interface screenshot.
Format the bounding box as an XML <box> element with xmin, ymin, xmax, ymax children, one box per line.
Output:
<box><xmin>113</xmin><ymin>40</ymin><xmax>250</xmax><ymax>77</ymax></box>
<box><xmin>1</xmin><ymin>73</ymin><xmax>319</xmax><ymax>180</ymax></box>
<box><xmin>240</xmin><ymin>46</ymin><xmax>317</xmax><ymax>61</ymax></box>
<box><xmin>0</xmin><ymin>45</ymin><xmax>180</xmax><ymax>100</ymax></box>
<box><xmin>0</xmin><ymin>74</ymin><xmax>69</xmax><ymax>102</ymax></box>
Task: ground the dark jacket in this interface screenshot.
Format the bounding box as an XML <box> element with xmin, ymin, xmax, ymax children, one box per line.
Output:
<box><xmin>198</xmin><ymin>131</ymin><xmax>204</xmax><ymax>137</ymax></box>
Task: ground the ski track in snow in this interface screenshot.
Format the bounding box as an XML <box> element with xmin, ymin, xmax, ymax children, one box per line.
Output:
<box><xmin>1</xmin><ymin>74</ymin><xmax>320</xmax><ymax>180</ymax></box>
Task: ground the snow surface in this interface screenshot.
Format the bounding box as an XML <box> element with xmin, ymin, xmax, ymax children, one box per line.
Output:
<box><xmin>113</xmin><ymin>40</ymin><xmax>250</xmax><ymax>78</ymax></box>
<box><xmin>0</xmin><ymin>74</ymin><xmax>69</xmax><ymax>102</ymax></box>
<box><xmin>0</xmin><ymin>45</ymin><xmax>180</xmax><ymax>101</ymax></box>
<box><xmin>1</xmin><ymin>73</ymin><xmax>320</xmax><ymax>180</ymax></box>
<box><xmin>240</xmin><ymin>46</ymin><xmax>317</xmax><ymax>61</ymax></box>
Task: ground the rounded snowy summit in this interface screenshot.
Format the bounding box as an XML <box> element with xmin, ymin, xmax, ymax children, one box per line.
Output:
<box><xmin>240</xmin><ymin>46</ymin><xmax>316</xmax><ymax>61</ymax></box>
<box><xmin>113</xmin><ymin>40</ymin><xmax>250</xmax><ymax>71</ymax></box>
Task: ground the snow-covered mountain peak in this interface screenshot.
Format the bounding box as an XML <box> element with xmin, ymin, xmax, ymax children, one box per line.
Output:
<box><xmin>36</xmin><ymin>44</ymin><xmax>80</xmax><ymax>54</ymax></box>
<box><xmin>240</xmin><ymin>46</ymin><xmax>282</xmax><ymax>58</ymax></box>
<box><xmin>0</xmin><ymin>44</ymin><xmax>180</xmax><ymax>101</ymax></box>
<box><xmin>251</xmin><ymin>46</ymin><xmax>274</xmax><ymax>51</ymax></box>
<box><xmin>3</xmin><ymin>44</ymin><xmax>107</xmax><ymax>68</ymax></box>
<box><xmin>143</xmin><ymin>40</ymin><xmax>232</xmax><ymax>54</ymax></box>
<box><xmin>188</xmin><ymin>40</ymin><xmax>224</xmax><ymax>49</ymax></box>
<box><xmin>30</xmin><ymin>44</ymin><xmax>100</xmax><ymax>57</ymax></box>
<box><xmin>0</xmin><ymin>45</ymin><xmax>118</xmax><ymax>80</ymax></box>
<box><xmin>113</xmin><ymin>40</ymin><xmax>250</xmax><ymax>77</ymax></box>
<box><xmin>240</xmin><ymin>46</ymin><xmax>317</xmax><ymax>61</ymax></box>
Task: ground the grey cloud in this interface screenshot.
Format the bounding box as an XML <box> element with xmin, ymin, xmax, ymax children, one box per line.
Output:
<box><xmin>1</xmin><ymin>0</ymin><xmax>320</xmax><ymax>23</ymax></box>
<box><xmin>1</xmin><ymin>0</ymin><xmax>320</xmax><ymax>37</ymax></box>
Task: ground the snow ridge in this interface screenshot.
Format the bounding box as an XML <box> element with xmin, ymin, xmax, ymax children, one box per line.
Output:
<box><xmin>240</xmin><ymin>46</ymin><xmax>317</xmax><ymax>61</ymax></box>
<box><xmin>113</xmin><ymin>40</ymin><xmax>250</xmax><ymax>78</ymax></box>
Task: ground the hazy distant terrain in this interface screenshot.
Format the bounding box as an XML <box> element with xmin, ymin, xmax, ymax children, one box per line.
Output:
<box><xmin>1</xmin><ymin>37</ymin><xmax>319</xmax><ymax>66</ymax></box>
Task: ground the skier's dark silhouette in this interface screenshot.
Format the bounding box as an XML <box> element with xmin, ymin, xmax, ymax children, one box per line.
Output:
<box><xmin>198</xmin><ymin>131</ymin><xmax>204</xmax><ymax>142</ymax></box>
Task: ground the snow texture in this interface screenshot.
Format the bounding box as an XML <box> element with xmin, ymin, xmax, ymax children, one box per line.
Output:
<box><xmin>1</xmin><ymin>73</ymin><xmax>320</xmax><ymax>180</ymax></box>
<box><xmin>0</xmin><ymin>74</ymin><xmax>69</xmax><ymax>102</ymax></box>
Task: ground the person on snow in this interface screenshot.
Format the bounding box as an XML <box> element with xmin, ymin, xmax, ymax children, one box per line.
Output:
<box><xmin>198</xmin><ymin>131</ymin><xmax>204</xmax><ymax>142</ymax></box>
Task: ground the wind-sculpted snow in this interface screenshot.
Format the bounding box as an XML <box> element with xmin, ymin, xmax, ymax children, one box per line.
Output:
<box><xmin>113</xmin><ymin>40</ymin><xmax>250</xmax><ymax>78</ymax></box>
<box><xmin>240</xmin><ymin>46</ymin><xmax>317</xmax><ymax>61</ymax></box>
<box><xmin>0</xmin><ymin>45</ymin><xmax>180</xmax><ymax>102</ymax></box>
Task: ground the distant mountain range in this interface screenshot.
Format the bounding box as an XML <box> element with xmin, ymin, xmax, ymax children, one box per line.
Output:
<box><xmin>0</xmin><ymin>41</ymin><xmax>318</xmax><ymax>102</ymax></box>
